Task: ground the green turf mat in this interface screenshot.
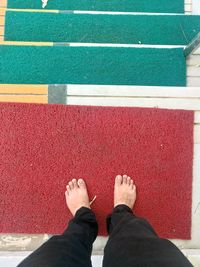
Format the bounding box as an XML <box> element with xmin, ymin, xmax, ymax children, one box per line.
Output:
<box><xmin>7</xmin><ymin>0</ymin><xmax>184</xmax><ymax>13</ymax></box>
<box><xmin>5</xmin><ymin>12</ymin><xmax>200</xmax><ymax>45</ymax></box>
<box><xmin>0</xmin><ymin>45</ymin><xmax>186</xmax><ymax>86</ymax></box>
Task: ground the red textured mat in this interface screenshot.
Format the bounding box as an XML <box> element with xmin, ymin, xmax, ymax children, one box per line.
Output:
<box><xmin>0</xmin><ymin>103</ymin><xmax>193</xmax><ymax>239</ymax></box>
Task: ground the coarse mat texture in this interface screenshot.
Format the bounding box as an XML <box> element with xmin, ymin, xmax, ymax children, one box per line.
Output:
<box><xmin>0</xmin><ymin>46</ymin><xmax>186</xmax><ymax>86</ymax></box>
<box><xmin>5</xmin><ymin>12</ymin><xmax>200</xmax><ymax>45</ymax></box>
<box><xmin>0</xmin><ymin>103</ymin><xmax>194</xmax><ymax>239</ymax></box>
<box><xmin>7</xmin><ymin>0</ymin><xmax>184</xmax><ymax>13</ymax></box>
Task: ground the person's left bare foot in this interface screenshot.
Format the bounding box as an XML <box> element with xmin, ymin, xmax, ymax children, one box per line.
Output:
<box><xmin>65</xmin><ymin>179</ymin><xmax>90</xmax><ymax>216</ymax></box>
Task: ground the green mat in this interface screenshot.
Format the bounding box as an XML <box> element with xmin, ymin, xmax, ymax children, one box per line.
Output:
<box><xmin>0</xmin><ymin>46</ymin><xmax>186</xmax><ymax>86</ymax></box>
<box><xmin>5</xmin><ymin>12</ymin><xmax>200</xmax><ymax>45</ymax></box>
<box><xmin>7</xmin><ymin>0</ymin><xmax>184</xmax><ymax>13</ymax></box>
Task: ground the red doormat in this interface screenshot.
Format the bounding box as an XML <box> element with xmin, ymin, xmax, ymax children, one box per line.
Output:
<box><xmin>0</xmin><ymin>103</ymin><xmax>193</xmax><ymax>239</ymax></box>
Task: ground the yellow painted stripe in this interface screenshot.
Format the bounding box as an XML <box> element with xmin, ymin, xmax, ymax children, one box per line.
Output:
<box><xmin>7</xmin><ymin>8</ymin><xmax>59</xmax><ymax>13</ymax></box>
<box><xmin>0</xmin><ymin>84</ymin><xmax>48</xmax><ymax>94</ymax></box>
<box><xmin>0</xmin><ymin>0</ymin><xmax>7</xmax><ymax>8</ymax></box>
<box><xmin>0</xmin><ymin>26</ymin><xmax>4</xmax><ymax>36</ymax></box>
<box><xmin>0</xmin><ymin>41</ymin><xmax>53</xmax><ymax>46</ymax></box>
<box><xmin>0</xmin><ymin>95</ymin><xmax>48</xmax><ymax>103</ymax></box>
<box><xmin>0</xmin><ymin>9</ymin><xmax>5</xmax><ymax>16</ymax></box>
<box><xmin>0</xmin><ymin>16</ymin><xmax>4</xmax><ymax>26</ymax></box>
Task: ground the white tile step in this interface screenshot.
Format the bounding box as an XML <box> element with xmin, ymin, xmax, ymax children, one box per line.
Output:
<box><xmin>0</xmin><ymin>250</ymin><xmax>199</xmax><ymax>267</ymax></box>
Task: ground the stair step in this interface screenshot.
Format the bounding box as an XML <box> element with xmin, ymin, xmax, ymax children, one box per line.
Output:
<box><xmin>7</xmin><ymin>0</ymin><xmax>184</xmax><ymax>13</ymax></box>
<box><xmin>0</xmin><ymin>45</ymin><xmax>186</xmax><ymax>86</ymax></box>
<box><xmin>5</xmin><ymin>11</ymin><xmax>200</xmax><ymax>45</ymax></box>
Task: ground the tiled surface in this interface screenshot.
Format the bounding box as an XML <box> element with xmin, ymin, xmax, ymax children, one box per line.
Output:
<box><xmin>0</xmin><ymin>252</ymin><xmax>103</xmax><ymax>267</ymax></box>
<box><xmin>0</xmin><ymin>251</ymin><xmax>200</xmax><ymax>267</ymax></box>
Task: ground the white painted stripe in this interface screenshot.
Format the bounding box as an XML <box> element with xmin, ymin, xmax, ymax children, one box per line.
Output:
<box><xmin>67</xmin><ymin>85</ymin><xmax>200</xmax><ymax>121</ymax></box>
<box><xmin>67</xmin><ymin>85</ymin><xmax>200</xmax><ymax>97</ymax></box>
<box><xmin>187</xmin><ymin>77</ymin><xmax>200</xmax><ymax>87</ymax></box>
<box><xmin>67</xmin><ymin>96</ymin><xmax>200</xmax><ymax>111</ymax></box>
<box><xmin>69</xmin><ymin>43</ymin><xmax>185</xmax><ymax>48</ymax></box>
<box><xmin>74</xmin><ymin>11</ymin><xmax>190</xmax><ymax>15</ymax></box>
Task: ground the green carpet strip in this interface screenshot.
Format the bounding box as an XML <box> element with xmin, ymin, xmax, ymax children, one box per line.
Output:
<box><xmin>5</xmin><ymin>12</ymin><xmax>200</xmax><ymax>45</ymax></box>
<box><xmin>0</xmin><ymin>46</ymin><xmax>186</xmax><ymax>86</ymax></box>
<box><xmin>7</xmin><ymin>0</ymin><xmax>184</xmax><ymax>13</ymax></box>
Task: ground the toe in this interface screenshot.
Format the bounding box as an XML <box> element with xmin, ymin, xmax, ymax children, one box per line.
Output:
<box><xmin>69</xmin><ymin>181</ymin><xmax>74</xmax><ymax>190</ymax></box>
<box><xmin>130</xmin><ymin>179</ymin><xmax>134</xmax><ymax>188</ymax></box>
<box><xmin>72</xmin><ymin>179</ymin><xmax>78</xmax><ymax>189</ymax></box>
<box><xmin>127</xmin><ymin>176</ymin><xmax>131</xmax><ymax>185</ymax></box>
<box><xmin>123</xmin><ymin>174</ymin><xmax>128</xmax><ymax>184</ymax></box>
<box><xmin>78</xmin><ymin>179</ymin><xmax>86</xmax><ymax>189</ymax></box>
<box><xmin>66</xmin><ymin>185</ymin><xmax>71</xmax><ymax>193</ymax></box>
<box><xmin>115</xmin><ymin>175</ymin><xmax>122</xmax><ymax>186</ymax></box>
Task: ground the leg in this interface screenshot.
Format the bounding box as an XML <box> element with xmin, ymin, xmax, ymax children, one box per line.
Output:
<box><xmin>103</xmin><ymin>175</ymin><xmax>193</xmax><ymax>267</ymax></box>
<box><xmin>18</xmin><ymin>179</ymin><xmax>98</xmax><ymax>267</ymax></box>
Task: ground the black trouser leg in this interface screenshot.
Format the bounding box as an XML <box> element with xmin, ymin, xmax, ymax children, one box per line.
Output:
<box><xmin>18</xmin><ymin>207</ymin><xmax>98</xmax><ymax>267</ymax></box>
<box><xmin>103</xmin><ymin>204</ymin><xmax>193</xmax><ymax>267</ymax></box>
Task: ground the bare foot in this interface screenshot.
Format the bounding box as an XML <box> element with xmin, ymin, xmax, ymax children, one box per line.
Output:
<box><xmin>114</xmin><ymin>174</ymin><xmax>136</xmax><ymax>209</ymax></box>
<box><xmin>65</xmin><ymin>178</ymin><xmax>90</xmax><ymax>216</ymax></box>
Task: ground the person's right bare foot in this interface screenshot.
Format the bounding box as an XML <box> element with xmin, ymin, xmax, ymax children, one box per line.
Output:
<box><xmin>114</xmin><ymin>174</ymin><xmax>136</xmax><ymax>209</ymax></box>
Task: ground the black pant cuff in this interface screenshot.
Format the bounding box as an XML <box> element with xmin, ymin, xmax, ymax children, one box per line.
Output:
<box><xmin>113</xmin><ymin>204</ymin><xmax>133</xmax><ymax>214</ymax></box>
<box><xmin>106</xmin><ymin>205</ymin><xmax>133</xmax><ymax>234</ymax></box>
<box><xmin>74</xmin><ymin>206</ymin><xmax>94</xmax><ymax>220</ymax></box>
<box><xmin>63</xmin><ymin>207</ymin><xmax>98</xmax><ymax>241</ymax></box>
